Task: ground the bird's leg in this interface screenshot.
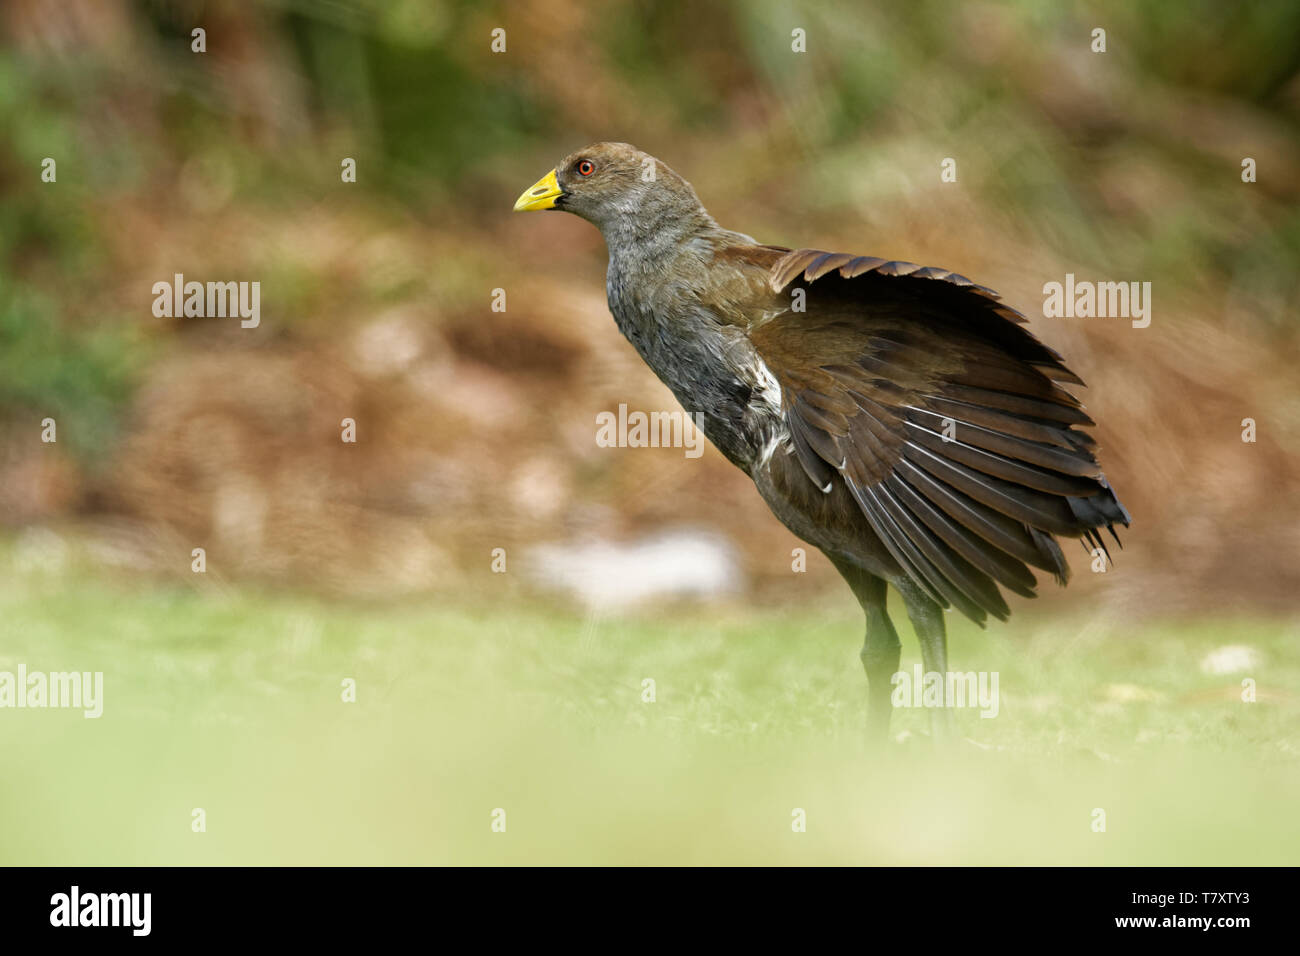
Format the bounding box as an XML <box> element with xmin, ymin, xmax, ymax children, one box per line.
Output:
<box><xmin>860</xmin><ymin>605</ymin><xmax>901</xmax><ymax>740</ymax></box>
<box><xmin>900</xmin><ymin>589</ymin><xmax>953</xmax><ymax>741</ymax></box>
<box><xmin>826</xmin><ymin>555</ymin><xmax>898</xmax><ymax>740</ymax></box>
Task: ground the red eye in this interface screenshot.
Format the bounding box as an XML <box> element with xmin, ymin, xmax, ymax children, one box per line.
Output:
<box><xmin>578</xmin><ymin>160</ymin><xmax>595</xmax><ymax>176</ymax></box>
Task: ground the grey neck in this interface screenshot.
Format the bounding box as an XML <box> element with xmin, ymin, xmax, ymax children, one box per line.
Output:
<box><xmin>599</xmin><ymin>202</ymin><xmax>720</xmax><ymax>266</ymax></box>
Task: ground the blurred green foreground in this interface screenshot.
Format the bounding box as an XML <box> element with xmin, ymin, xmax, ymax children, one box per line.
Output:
<box><xmin>1</xmin><ymin>548</ymin><xmax>1295</xmax><ymax>866</ymax></box>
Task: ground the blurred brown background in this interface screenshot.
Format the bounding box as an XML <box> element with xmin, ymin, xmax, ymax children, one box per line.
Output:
<box><xmin>2</xmin><ymin>0</ymin><xmax>1299</xmax><ymax>616</ymax></box>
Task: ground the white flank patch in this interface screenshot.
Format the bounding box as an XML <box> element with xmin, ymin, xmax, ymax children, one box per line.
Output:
<box><xmin>752</xmin><ymin>357</ymin><xmax>790</xmax><ymax>469</ymax></box>
<box><xmin>752</xmin><ymin>357</ymin><xmax>783</xmax><ymax>414</ymax></box>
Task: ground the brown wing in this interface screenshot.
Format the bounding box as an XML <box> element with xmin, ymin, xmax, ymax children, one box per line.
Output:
<box><xmin>750</xmin><ymin>248</ymin><xmax>1130</xmax><ymax>624</ymax></box>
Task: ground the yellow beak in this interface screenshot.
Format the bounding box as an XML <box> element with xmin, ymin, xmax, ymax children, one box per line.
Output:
<box><xmin>513</xmin><ymin>169</ymin><xmax>563</xmax><ymax>211</ymax></box>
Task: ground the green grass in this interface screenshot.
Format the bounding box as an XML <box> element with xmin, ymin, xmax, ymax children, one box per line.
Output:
<box><xmin>1</xmin><ymin>551</ymin><xmax>1297</xmax><ymax>865</ymax></box>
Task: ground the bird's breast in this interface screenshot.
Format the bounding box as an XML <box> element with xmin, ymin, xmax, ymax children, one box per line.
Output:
<box><xmin>606</xmin><ymin>276</ymin><xmax>787</xmax><ymax>472</ymax></box>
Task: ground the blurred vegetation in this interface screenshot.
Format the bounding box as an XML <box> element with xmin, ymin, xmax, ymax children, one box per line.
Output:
<box><xmin>0</xmin><ymin>0</ymin><xmax>1297</xmax><ymax>585</ymax></box>
<box><xmin>0</xmin><ymin>0</ymin><xmax>1297</xmax><ymax>604</ymax></box>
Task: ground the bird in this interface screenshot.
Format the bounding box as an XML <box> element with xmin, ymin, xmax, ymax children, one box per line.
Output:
<box><xmin>514</xmin><ymin>142</ymin><xmax>1130</xmax><ymax>737</ymax></box>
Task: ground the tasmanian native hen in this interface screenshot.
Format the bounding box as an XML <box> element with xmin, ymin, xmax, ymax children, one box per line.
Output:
<box><xmin>515</xmin><ymin>142</ymin><xmax>1129</xmax><ymax>737</ymax></box>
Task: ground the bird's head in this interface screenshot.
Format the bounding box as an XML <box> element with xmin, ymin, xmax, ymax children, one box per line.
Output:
<box><xmin>514</xmin><ymin>142</ymin><xmax>709</xmax><ymax>240</ymax></box>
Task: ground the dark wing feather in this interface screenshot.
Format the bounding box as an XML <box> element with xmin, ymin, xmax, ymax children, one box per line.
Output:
<box><xmin>752</xmin><ymin>248</ymin><xmax>1130</xmax><ymax>625</ymax></box>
